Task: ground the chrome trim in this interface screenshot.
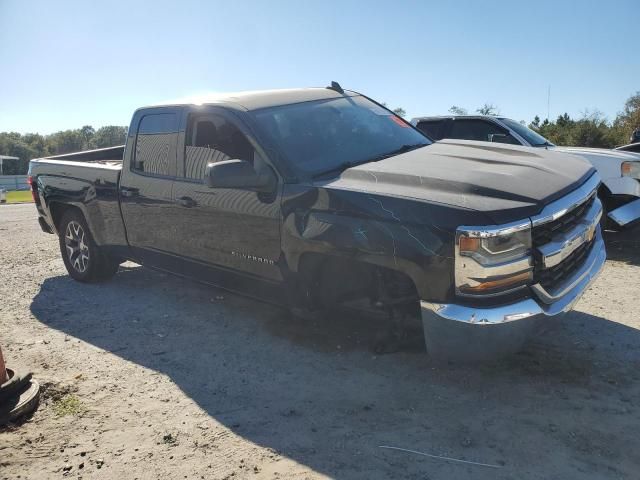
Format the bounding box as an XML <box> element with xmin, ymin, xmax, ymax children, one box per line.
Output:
<box><xmin>455</xmin><ymin>256</ymin><xmax>533</xmax><ymax>298</ymax></box>
<box><xmin>457</xmin><ymin>219</ymin><xmax>531</xmax><ymax>238</ymax></box>
<box><xmin>458</xmin><ymin>255</ymin><xmax>533</xmax><ymax>278</ymax></box>
<box><xmin>531</xmin><ymin>173</ymin><xmax>600</xmax><ymax>227</ymax></box>
<box><xmin>532</xmin><ymin>229</ymin><xmax>605</xmax><ymax>304</ymax></box>
<box><xmin>421</xmin><ymin>230</ymin><xmax>605</xmax><ymax>325</ymax></box>
<box><xmin>608</xmin><ymin>198</ymin><xmax>640</xmax><ymax>227</ymax></box>
<box><xmin>537</xmin><ymin>197</ymin><xmax>602</xmax><ymax>268</ymax></box>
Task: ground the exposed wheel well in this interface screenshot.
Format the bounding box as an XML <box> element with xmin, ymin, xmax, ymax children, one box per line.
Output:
<box><xmin>295</xmin><ymin>253</ymin><xmax>419</xmax><ymax>312</ymax></box>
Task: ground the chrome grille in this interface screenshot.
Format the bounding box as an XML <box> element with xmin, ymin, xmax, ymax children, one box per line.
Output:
<box><xmin>531</xmin><ymin>179</ymin><xmax>601</xmax><ymax>296</ymax></box>
<box><xmin>532</xmin><ymin>194</ymin><xmax>596</xmax><ymax>245</ymax></box>
<box><xmin>535</xmin><ymin>238</ymin><xmax>595</xmax><ymax>290</ymax></box>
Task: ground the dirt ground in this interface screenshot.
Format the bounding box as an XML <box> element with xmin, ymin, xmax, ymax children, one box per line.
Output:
<box><xmin>1</xmin><ymin>203</ymin><xmax>639</xmax><ymax>479</ymax></box>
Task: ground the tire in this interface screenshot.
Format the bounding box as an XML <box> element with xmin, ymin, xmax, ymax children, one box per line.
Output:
<box><xmin>58</xmin><ymin>209</ymin><xmax>120</xmax><ymax>282</ymax></box>
<box><xmin>0</xmin><ymin>368</ymin><xmax>32</xmax><ymax>402</ymax></box>
<box><xmin>0</xmin><ymin>379</ymin><xmax>40</xmax><ymax>426</ymax></box>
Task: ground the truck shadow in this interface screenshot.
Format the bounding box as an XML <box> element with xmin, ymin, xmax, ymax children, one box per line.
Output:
<box><xmin>29</xmin><ymin>266</ymin><xmax>640</xmax><ymax>479</ymax></box>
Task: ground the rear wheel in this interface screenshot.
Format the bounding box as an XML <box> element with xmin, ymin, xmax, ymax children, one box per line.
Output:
<box><xmin>58</xmin><ymin>209</ymin><xmax>119</xmax><ymax>282</ymax></box>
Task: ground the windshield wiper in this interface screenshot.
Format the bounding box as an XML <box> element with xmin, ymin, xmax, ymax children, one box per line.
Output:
<box><xmin>369</xmin><ymin>143</ymin><xmax>428</xmax><ymax>161</ymax></box>
<box><xmin>531</xmin><ymin>141</ymin><xmax>554</xmax><ymax>147</ymax></box>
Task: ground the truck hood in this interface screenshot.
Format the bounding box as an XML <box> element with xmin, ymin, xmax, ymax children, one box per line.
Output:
<box><xmin>553</xmin><ymin>145</ymin><xmax>640</xmax><ymax>162</ymax></box>
<box><xmin>324</xmin><ymin>139</ymin><xmax>595</xmax><ymax>224</ymax></box>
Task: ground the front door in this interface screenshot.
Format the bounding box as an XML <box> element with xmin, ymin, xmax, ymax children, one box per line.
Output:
<box><xmin>170</xmin><ymin>109</ymin><xmax>282</xmax><ymax>282</ymax></box>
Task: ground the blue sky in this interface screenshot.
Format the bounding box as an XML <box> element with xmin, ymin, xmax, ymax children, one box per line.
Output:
<box><xmin>0</xmin><ymin>0</ymin><xmax>637</xmax><ymax>134</ymax></box>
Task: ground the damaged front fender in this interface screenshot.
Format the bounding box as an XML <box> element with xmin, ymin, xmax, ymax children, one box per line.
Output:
<box><xmin>280</xmin><ymin>184</ymin><xmax>491</xmax><ymax>303</ymax></box>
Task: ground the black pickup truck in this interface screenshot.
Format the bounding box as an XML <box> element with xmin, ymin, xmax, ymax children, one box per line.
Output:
<box><xmin>29</xmin><ymin>86</ymin><xmax>606</xmax><ymax>359</ymax></box>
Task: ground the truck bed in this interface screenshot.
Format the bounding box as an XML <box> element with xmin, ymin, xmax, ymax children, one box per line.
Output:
<box><xmin>45</xmin><ymin>145</ymin><xmax>125</xmax><ymax>165</ymax></box>
<box><xmin>29</xmin><ymin>145</ymin><xmax>127</xmax><ymax>250</ymax></box>
<box><xmin>30</xmin><ymin>145</ymin><xmax>123</xmax><ymax>182</ymax></box>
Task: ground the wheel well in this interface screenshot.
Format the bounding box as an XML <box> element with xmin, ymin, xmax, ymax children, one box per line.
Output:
<box><xmin>296</xmin><ymin>253</ymin><xmax>419</xmax><ymax>311</ymax></box>
<box><xmin>49</xmin><ymin>202</ymin><xmax>83</xmax><ymax>231</ymax></box>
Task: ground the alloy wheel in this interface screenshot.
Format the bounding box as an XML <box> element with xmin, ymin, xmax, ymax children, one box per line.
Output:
<box><xmin>64</xmin><ymin>221</ymin><xmax>90</xmax><ymax>273</ymax></box>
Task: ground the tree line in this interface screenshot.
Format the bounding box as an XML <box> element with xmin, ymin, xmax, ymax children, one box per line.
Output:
<box><xmin>1</xmin><ymin>92</ymin><xmax>639</xmax><ymax>175</ymax></box>
<box><xmin>0</xmin><ymin>126</ymin><xmax>127</xmax><ymax>175</ymax></box>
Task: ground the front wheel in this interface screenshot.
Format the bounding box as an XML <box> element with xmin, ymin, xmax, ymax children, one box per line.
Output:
<box><xmin>58</xmin><ymin>209</ymin><xmax>119</xmax><ymax>282</ymax></box>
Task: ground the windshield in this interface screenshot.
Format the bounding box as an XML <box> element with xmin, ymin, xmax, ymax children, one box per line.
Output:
<box><xmin>500</xmin><ymin>118</ymin><xmax>554</xmax><ymax>147</ymax></box>
<box><xmin>251</xmin><ymin>95</ymin><xmax>431</xmax><ymax>177</ymax></box>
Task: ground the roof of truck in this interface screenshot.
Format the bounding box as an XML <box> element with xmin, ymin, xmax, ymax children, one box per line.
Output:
<box><xmin>411</xmin><ymin>115</ymin><xmax>506</xmax><ymax>122</ymax></box>
<box><xmin>151</xmin><ymin>87</ymin><xmax>358</xmax><ymax>111</ymax></box>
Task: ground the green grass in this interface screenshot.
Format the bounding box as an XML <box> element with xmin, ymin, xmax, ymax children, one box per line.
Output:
<box><xmin>5</xmin><ymin>190</ymin><xmax>33</xmax><ymax>203</ymax></box>
<box><xmin>52</xmin><ymin>394</ymin><xmax>86</xmax><ymax>417</ymax></box>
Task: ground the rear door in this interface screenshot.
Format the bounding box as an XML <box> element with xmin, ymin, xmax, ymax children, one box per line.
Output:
<box><xmin>119</xmin><ymin>107</ymin><xmax>182</xmax><ymax>266</ymax></box>
<box><xmin>170</xmin><ymin>107</ymin><xmax>283</xmax><ymax>282</ymax></box>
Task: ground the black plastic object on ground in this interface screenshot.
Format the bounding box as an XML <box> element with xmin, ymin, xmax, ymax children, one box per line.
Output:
<box><xmin>0</xmin><ymin>368</ymin><xmax>40</xmax><ymax>426</ymax></box>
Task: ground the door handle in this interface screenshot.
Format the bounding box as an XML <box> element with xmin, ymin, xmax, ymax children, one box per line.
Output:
<box><xmin>177</xmin><ymin>196</ymin><xmax>197</xmax><ymax>208</ymax></box>
<box><xmin>120</xmin><ymin>187</ymin><xmax>138</xmax><ymax>198</ymax></box>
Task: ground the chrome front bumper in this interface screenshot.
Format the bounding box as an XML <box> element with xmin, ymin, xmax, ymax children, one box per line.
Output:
<box><xmin>421</xmin><ymin>230</ymin><xmax>606</xmax><ymax>360</ymax></box>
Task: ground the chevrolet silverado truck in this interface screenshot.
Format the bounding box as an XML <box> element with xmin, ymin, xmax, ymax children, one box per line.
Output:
<box><xmin>29</xmin><ymin>86</ymin><xmax>606</xmax><ymax>360</ymax></box>
<box><xmin>411</xmin><ymin>115</ymin><xmax>640</xmax><ymax>229</ymax></box>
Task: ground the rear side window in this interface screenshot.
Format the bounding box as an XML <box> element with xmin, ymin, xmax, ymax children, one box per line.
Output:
<box><xmin>133</xmin><ymin>113</ymin><xmax>178</xmax><ymax>176</ymax></box>
<box><xmin>416</xmin><ymin>120</ymin><xmax>446</xmax><ymax>140</ymax></box>
<box><xmin>449</xmin><ymin>119</ymin><xmax>519</xmax><ymax>144</ymax></box>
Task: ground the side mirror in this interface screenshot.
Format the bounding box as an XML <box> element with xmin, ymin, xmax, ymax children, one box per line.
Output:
<box><xmin>205</xmin><ymin>159</ymin><xmax>276</xmax><ymax>192</ymax></box>
<box><xmin>488</xmin><ymin>133</ymin><xmax>508</xmax><ymax>143</ymax></box>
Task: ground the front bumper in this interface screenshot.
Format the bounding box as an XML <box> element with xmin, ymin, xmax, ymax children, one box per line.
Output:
<box><xmin>420</xmin><ymin>230</ymin><xmax>606</xmax><ymax>360</ymax></box>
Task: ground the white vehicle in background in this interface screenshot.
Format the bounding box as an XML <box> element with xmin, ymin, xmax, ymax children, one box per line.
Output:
<box><xmin>0</xmin><ymin>188</ymin><xmax>6</xmax><ymax>203</ymax></box>
<box><xmin>411</xmin><ymin>115</ymin><xmax>640</xmax><ymax>229</ymax></box>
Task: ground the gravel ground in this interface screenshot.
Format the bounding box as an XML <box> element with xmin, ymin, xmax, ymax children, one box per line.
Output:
<box><xmin>1</xmin><ymin>203</ymin><xmax>640</xmax><ymax>479</ymax></box>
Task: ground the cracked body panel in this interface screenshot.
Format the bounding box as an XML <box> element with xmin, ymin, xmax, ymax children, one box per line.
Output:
<box><xmin>280</xmin><ymin>183</ymin><xmax>486</xmax><ymax>303</ymax></box>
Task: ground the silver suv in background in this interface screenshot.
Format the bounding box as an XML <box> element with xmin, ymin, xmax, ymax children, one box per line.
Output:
<box><xmin>411</xmin><ymin>115</ymin><xmax>640</xmax><ymax>229</ymax></box>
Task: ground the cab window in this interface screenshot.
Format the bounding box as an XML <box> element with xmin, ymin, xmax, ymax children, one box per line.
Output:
<box><xmin>183</xmin><ymin>115</ymin><xmax>256</xmax><ymax>181</ymax></box>
<box><xmin>449</xmin><ymin>119</ymin><xmax>519</xmax><ymax>144</ymax></box>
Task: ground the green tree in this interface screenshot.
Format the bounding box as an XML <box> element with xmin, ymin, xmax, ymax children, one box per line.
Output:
<box><xmin>614</xmin><ymin>92</ymin><xmax>640</xmax><ymax>144</ymax></box>
<box><xmin>0</xmin><ymin>125</ymin><xmax>128</xmax><ymax>174</ymax></box>
<box><xmin>529</xmin><ymin>115</ymin><xmax>541</xmax><ymax>129</ymax></box>
<box><xmin>476</xmin><ymin>103</ymin><xmax>499</xmax><ymax>115</ymax></box>
<box><xmin>79</xmin><ymin>125</ymin><xmax>95</xmax><ymax>148</ymax></box>
<box><xmin>448</xmin><ymin>105</ymin><xmax>468</xmax><ymax>115</ymax></box>
<box><xmin>392</xmin><ymin>107</ymin><xmax>406</xmax><ymax>118</ymax></box>
<box><xmin>568</xmin><ymin>111</ymin><xmax>610</xmax><ymax>148</ymax></box>
<box><xmin>91</xmin><ymin>126</ymin><xmax>128</xmax><ymax>148</ymax></box>
<box><xmin>48</xmin><ymin>129</ymin><xmax>85</xmax><ymax>154</ymax></box>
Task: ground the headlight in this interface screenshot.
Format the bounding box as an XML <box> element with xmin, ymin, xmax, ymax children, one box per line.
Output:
<box><xmin>621</xmin><ymin>161</ymin><xmax>640</xmax><ymax>179</ymax></box>
<box><xmin>455</xmin><ymin>221</ymin><xmax>533</xmax><ymax>297</ymax></box>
